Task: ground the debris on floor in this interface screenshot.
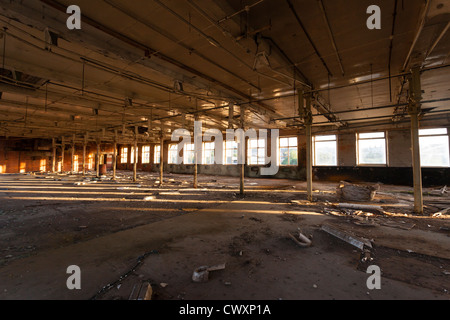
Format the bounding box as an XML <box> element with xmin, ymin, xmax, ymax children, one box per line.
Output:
<box><xmin>321</xmin><ymin>224</ymin><xmax>372</xmax><ymax>251</ymax></box>
<box><xmin>289</xmin><ymin>230</ymin><xmax>312</xmax><ymax>248</ymax></box>
<box><xmin>336</xmin><ymin>181</ymin><xmax>379</xmax><ymax>202</ymax></box>
<box><xmin>192</xmin><ymin>263</ymin><xmax>226</xmax><ymax>283</ymax></box>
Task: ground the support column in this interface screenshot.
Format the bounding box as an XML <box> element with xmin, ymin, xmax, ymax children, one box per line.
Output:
<box><xmin>113</xmin><ymin>130</ymin><xmax>117</xmax><ymax>181</ymax></box>
<box><xmin>82</xmin><ymin>135</ymin><xmax>87</xmax><ymax>177</ymax></box>
<box><xmin>61</xmin><ymin>137</ymin><xmax>65</xmax><ymax>173</ymax></box>
<box><xmin>300</xmin><ymin>90</ymin><xmax>313</xmax><ymax>202</ymax></box>
<box><xmin>194</xmin><ymin>115</ymin><xmax>200</xmax><ymax>189</ymax></box>
<box><xmin>133</xmin><ymin>139</ymin><xmax>138</xmax><ymax>182</ymax></box>
<box><xmin>240</xmin><ymin>106</ymin><xmax>245</xmax><ymax>196</ymax></box>
<box><xmin>70</xmin><ymin>135</ymin><xmax>75</xmax><ymax>174</ymax></box>
<box><xmin>96</xmin><ymin>140</ymin><xmax>100</xmax><ymax>178</ymax></box>
<box><xmin>408</xmin><ymin>67</ymin><xmax>424</xmax><ymax>214</ymax></box>
<box><xmin>159</xmin><ymin>130</ymin><xmax>164</xmax><ymax>187</ymax></box>
<box><xmin>52</xmin><ymin>138</ymin><xmax>56</xmax><ymax>173</ymax></box>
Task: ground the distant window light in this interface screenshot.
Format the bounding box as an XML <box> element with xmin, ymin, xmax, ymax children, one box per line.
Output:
<box><xmin>224</xmin><ymin>141</ymin><xmax>238</xmax><ymax>165</ymax></box>
<box><xmin>121</xmin><ymin>147</ymin><xmax>128</xmax><ymax>164</ymax></box>
<box><xmin>279</xmin><ymin>137</ymin><xmax>298</xmax><ymax>166</ymax></box>
<box><xmin>168</xmin><ymin>144</ymin><xmax>178</xmax><ymax>164</ymax></box>
<box><xmin>154</xmin><ymin>145</ymin><xmax>161</xmax><ymax>164</ymax></box>
<box><xmin>40</xmin><ymin>159</ymin><xmax>47</xmax><ymax>172</ymax></box>
<box><xmin>183</xmin><ymin>143</ymin><xmax>195</xmax><ymax>165</ymax></box>
<box><xmin>357</xmin><ymin>132</ymin><xmax>387</xmax><ymax>165</ymax></box>
<box><xmin>202</xmin><ymin>142</ymin><xmax>215</xmax><ymax>165</ymax></box>
<box><xmin>419</xmin><ymin>128</ymin><xmax>450</xmax><ymax>167</ymax></box>
<box><xmin>313</xmin><ymin>135</ymin><xmax>337</xmax><ymax>166</ymax></box>
<box><xmin>142</xmin><ymin>146</ymin><xmax>151</xmax><ymax>164</ymax></box>
<box><xmin>73</xmin><ymin>155</ymin><xmax>78</xmax><ymax>172</ymax></box>
<box><xmin>248</xmin><ymin>138</ymin><xmax>266</xmax><ymax>165</ymax></box>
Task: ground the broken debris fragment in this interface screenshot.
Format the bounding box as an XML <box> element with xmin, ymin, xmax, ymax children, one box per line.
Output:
<box><xmin>321</xmin><ymin>224</ymin><xmax>372</xmax><ymax>251</ymax></box>
<box><xmin>336</xmin><ymin>181</ymin><xmax>379</xmax><ymax>202</ymax></box>
<box><xmin>192</xmin><ymin>263</ymin><xmax>226</xmax><ymax>283</ymax></box>
<box><xmin>289</xmin><ymin>231</ymin><xmax>312</xmax><ymax>248</ymax></box>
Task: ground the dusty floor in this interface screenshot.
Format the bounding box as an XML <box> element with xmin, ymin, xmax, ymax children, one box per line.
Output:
<box><xmin>0</xmin><ymin>171</ymin><xmax>449</xmax><ymax>300</ymax></box>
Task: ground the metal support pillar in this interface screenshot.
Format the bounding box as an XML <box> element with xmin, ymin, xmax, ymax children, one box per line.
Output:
<box><xmin>194</xmin><ymin>115</ymin><xmax>199</xmax><ymax>189</ymax></box>
<box><xmin>408</xmin><ymin>67</ymin><xmax>424</xmax><ymax>214</ymax></box>
<box><xmin>299</xmin><ymin>90</ymin><xmax>313</xmax><ymax>202</ymax></box>
<box><xmin>240</xmin><ymin>106</ymin><xmax>245</xmax><ymax>196</ymax></box>
<box><xmin>70</xmin><ymin>135</ymin><xmax>75</xmax><ymax>174</ymax></box>
<box><xmin>159</xmin><ymin>130</ymin><xmax>164</xmax><ymax>186</ymax></box>
<box><xmin>61</xmin><ymin>137</ymin><xmax>65</xmax><ymax>173</ymax></box>
<box><xmin>96</xmin><ymin>140</ymin><xmax>100</xmax><ymax>178</ymax></box>
<box><xmin>113</xmin><ymin>130</ymin><xmax>117</xmax><ymax>181</ymax></box>
<box><xmin>52</xmin><ymin>138</ymin><xmax>56</xmax><ymax>173</ymax></box>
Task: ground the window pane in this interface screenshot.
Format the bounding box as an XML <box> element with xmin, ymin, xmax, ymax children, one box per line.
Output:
<box><xmin>420</xmin><ymin>136</ymin><xmax>450</xmax><ymax>167</ymax></box>
<box><xmin>289</xmin><ymin>148</ymin><xmax>298</xmax><ymax>165</ymax></box>
<box><xmin>280</xmin><ymin>148</ymin><xmax>289</xmax><ymax>166</ymax></box>
<box><xmin>315</xmin><ymin>141</ymin><xmax>337</xmax><ymax>166</ymax></box>
<box><xmin>359</xmin><ymin>132</ymin><xmax>385</xmax><ymax>139</ymax></box>
<box><xmin>280</xmin><ymin>138</ymin><xmax>289</xmax><ymax>147</ymax></box>
<box><xmin>419</xmin><ymin>128</ymin><xmax>448</xmax><ymax>136</ymax></box>
<box><xmin>358</xmin><ymin>139</ymin><xmax>386</xmax><ymax>165</ymax></box>
<box><xmin>315</xmin><ymin>135</ymin><xmax>336</xmax><ymax>142</ymax></box>
<box><xmin>289</xmin><ymin>137</ymin><xmax>298</xmax><ymax>147</ymax></box>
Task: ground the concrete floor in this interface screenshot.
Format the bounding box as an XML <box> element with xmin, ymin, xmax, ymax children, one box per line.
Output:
<box><xmin>0</xmin><ymin>171</ymin><xmax>449</xmax><ymax>300</ymax></box>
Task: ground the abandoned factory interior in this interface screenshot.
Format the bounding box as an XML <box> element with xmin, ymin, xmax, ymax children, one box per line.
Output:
<box><xmin>0</xmin><ymin>0</ymin><xmax>449</xmax><ymax>302</ymax></box>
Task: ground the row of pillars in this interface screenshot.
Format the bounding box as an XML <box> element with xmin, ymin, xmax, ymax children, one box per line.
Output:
<box><xmin>47</xmin><ymin>67</ymin><xmax>424</xmax><ymax>214</ymax></box>
<box><xmin>50</xmin><ymin>135</ymin><xmax>118</xmax><ymax>181</ymax></box>
<box><xmin>298</xmin><ymin>67</ymin><xmax>424</xmax><ymax>214</ymax></box>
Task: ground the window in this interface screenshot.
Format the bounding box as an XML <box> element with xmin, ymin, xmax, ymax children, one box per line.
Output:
<box><xmin>202</xmin><ymin>142</ymin><xmax>215</xmax><ymax>165</ymax></box>
<box><xmin>357</xmin><ymin>132</ymin><xmax>387</xmax><ymax>165</ymax></box>
<box><xmin>88</xmin><ymin>154</ymin><xmax>94</xmax><ymax>169</ymax></box>
<box><xmin>183</xmin><ymin>143</ymin><xmax>195</xmax><ymax>164</ymax></box>
<box><xmin>73</xmin><ymin>155</ymin><xmax>78</xmax><ymax>172</ymax></box>
<box><xmin>168</xmin><ymin>144</ymin><xmax>178</xmax><ymax>164</ymax></box>
<box><xmin>420</xmin><ymin>128</ymin><xmax>450</xmax><ymax>167</ymax></box>
<box><xmin>120</xmin><ymin>147</ymin><xmax>128</xmax><ymax>164</ymax></box>
<box><xmin>279</xmin><ymin>137</ymin><xmax>298</xmax><ymax>166</ymax></box>
<box><xmin>142</xmin><ymin>146</ymin><xmax>151</xmax><ymax>164</ymax></box>
<box><xmin>154</xmin><ymin>145</ymin><xmax>161</xmax><ymax>164</ymax></box>
<box><xmin>248</xmin><ymin>138</ymin><xmax>266</xmax><ymax>165</ymax></box>
<box><xmin>313</xmin><ymin>135</ymin><xmax>337</xmax><ymax>166</ymax></box>
<box><xmin>224</xmin><ymin>141</ymin><xmax>238</xmax><ymax>165</ymax></box>
<box><xmin>40</xmin><ymin>159</ymin><xmax>47</xmax><ymax>172</ymax></box>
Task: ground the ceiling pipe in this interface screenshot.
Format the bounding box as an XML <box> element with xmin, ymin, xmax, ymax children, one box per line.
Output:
<box><xmin>317</xmin><ymin>0</ymin><xmax>345</xmax><ymax>77</ymax></box>
<box><xmin>285</xmin><ymin>0</ymin><xmax>332</xmax><ymax>77</ymax></box>
<box><xmin>425</xmin><ymin>21</ymin><xmax>450</xmax><ymax>61</ymax></box>
<box><xmin>38</xmin><ymin>0</ymin><xmax>279</xmax><ymax>119</ymax></box>
<box><xmin>402</xmin><ymin>0</ymin><xmax>431</xmax><ymax>71</ymax></box>
<box><xmin>104</xmin><ymin>0</ymin><xmax>261</xmax><ymax>93</ymax></box>
<box><xmin>388</xmin><ymin>0</ymin><xmax>398</xmax><ymax>102</ymax></box>
<box><xmin>184</xmin><ymin>0</ymin><xmax>292</xmax><ymax>87</ymax></box>
<box><xmin>218</xmin><ymin>0</ymin><xmax>265</xmax><ymax>24</ymax></box>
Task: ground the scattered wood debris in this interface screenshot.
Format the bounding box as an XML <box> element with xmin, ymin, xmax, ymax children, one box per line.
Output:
<box><xmin>336</xmin><ymin>181</ymin><xmax>379</xmax><ymax>202</ymax></box>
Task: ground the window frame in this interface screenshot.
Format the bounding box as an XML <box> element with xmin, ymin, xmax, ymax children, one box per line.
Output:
<box><xmin>120</xmin><ymin>147</ymin><xmax>128</xmax><ymax>164</ymax></box>
<box><xmin>247</xmin><ymin>138</ymin><xmax>266</xmax><ymax>166</ymax></box>
<box><xmin>154</xmin><ymin>145</ymin><xmax>161</xmax><ymax>164</ymax></box>
<box><xmin>313</xmin><ymin>135</ymin><xmax>338</xmax><ymax>167</ymax></box>
<box><xmin>224</xmin><ymin>140</ymin><xmax>238</xmax><ymax>165</ymax></box>
<box><xmin>419</xmin><ymin>128</ymin><xmax>450</xmax><ymax>168</ymax></box>
<box><xmin>278</xmin><ymin>136</ymin><xmax>298</xmax><ymax>167</ymax></box>
<box><xmin>356</xmin><ymin>131</ymin><xmax>388</xmax><ymax>166</ymax></box>
<box><xmin>183</xmin><ymin>143</ymin><xmax>195</xmax><ymax>165</ymax></box>
<box><xmin>142</xmin><ymin>146</ymin><xmax>151</xmax><ymax>164</ymax></box>
<box><xmin>168</xmin><ymin>144</ymin><xmax>178</xmax><ymax>165</ymax></box>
